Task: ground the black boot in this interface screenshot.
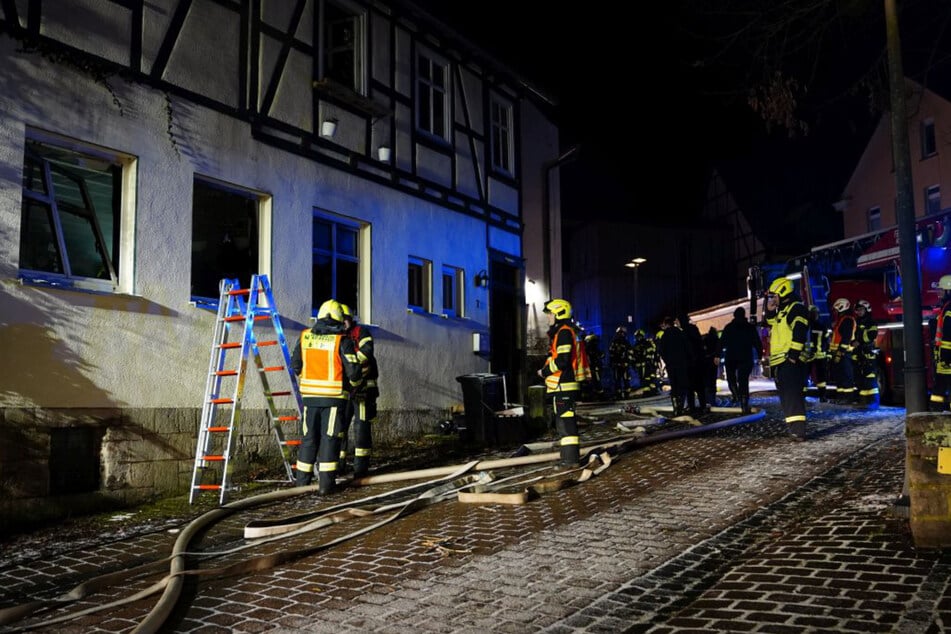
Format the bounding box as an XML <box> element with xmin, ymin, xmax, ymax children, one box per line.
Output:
<box><xmin>740</xmin><ymin>396</ymin><xmax>751</xmax><ymax>415</ymax></box>
<box><xmin>295</xmin><ymin>469</ymin><xmax>313</xmax><ymax>487</ymax></box>
<box><xmin>317</xmin><ymin>471</ymin><xmax>337</xmax><ymax>495</ymax></box>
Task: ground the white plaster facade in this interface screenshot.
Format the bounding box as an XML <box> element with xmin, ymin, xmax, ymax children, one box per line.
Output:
<box><xmin>0</xmin><ymin>0</ymin><xmax>561</xmax><ymax>524</ymax></box>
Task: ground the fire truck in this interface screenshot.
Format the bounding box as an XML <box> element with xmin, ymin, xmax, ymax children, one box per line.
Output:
<box><xmin>748</xmin><ymin>210</ymin><xmax>951</xmax><ymax>405</ymax></box>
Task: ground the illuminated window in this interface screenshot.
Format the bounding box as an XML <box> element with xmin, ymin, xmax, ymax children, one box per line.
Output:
<box><xmin>320</xmin><ymin>0</ymin><xmax>365</xmax><ymax>94</ymax></box>
<box><xmin>922</xmin><ymin>119</ymin><xmax>937</xmax><ymax>158</ymax></box>
<box><xmin>442</xmin><ymin>265</ymin><xmax>464</xmax><ymax>317</ymax></box>
<box><xmin>416</xmin><ymin>50</ymin><xmax>449</xmax><ymax>141</ymax></box>
<box><xmin>312</xmin><ymin>213</ymin><xmax>360</xmax><ymax>316</ymax></box>
<box><xmin>867</xmin><ymin>206</ymin><xmax>881</xmax><ymax>232</ymax></box>
<box><xmin>490</xmin><ymin>98</ymin><xmax>514</xmax><ymax>175</ymax></box>
<box><xmin>19</xmin><ymin>134</ymin><xmax>134</xmax><ymax>293</ymax></box>
<box><xmin>408</xmin><ymin>256</ymin><xmax>432</xmax><ymax>312</ymax></box>
<box><xmin>926</xmin><ymin>184</ymin><xmax>941</xmax><ymax>215</ymax></box>
<box><xmin>191</xmin><ymin>179</ymin><xmax>268</xmax><ymax>304</ymax></box>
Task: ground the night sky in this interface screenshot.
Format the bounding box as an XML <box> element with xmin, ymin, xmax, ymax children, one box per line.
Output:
<box><xmin>415</xmin><ymin>0</ymin><xmax>951</xmax><ymax>242</ymax></box>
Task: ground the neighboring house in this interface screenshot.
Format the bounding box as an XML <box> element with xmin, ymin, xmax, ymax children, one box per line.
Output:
<box><xmin>0</xmin><ymin>0</ymin><xmax>562</xmax><ymax>526</ymax></box>
<box><xmin>838</xmin><ymin>79</ymin><xmax>951</xmax><ymax>242</ymax></box>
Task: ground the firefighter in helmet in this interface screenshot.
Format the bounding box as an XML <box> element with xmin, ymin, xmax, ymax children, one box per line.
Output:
<box><xmin>609</xmin><ymin>326</ymin><xmax>634</xmax><ymax>397</ymax></box>
<box><xmin>764</xmin><ymin>277</ymin><xmax>810</xmax><ymax>439</ymax></box>
<box><xmin>538</xmin><ymin>298</ymin><xmax>589</xmax><ymax>466</ymax></box>
<box><xmin>802</xmin><ymin>305</ymin><xmax>831</xmax><ymax>401</ymax></box>
<box><xmin>291</xmin><ymin>299</ymin><xmax>363</xmax><ymax>494</ymax></box>
<box><xmin>340</xmin><ymin>303</ymin><xmax>380</xmax><ymax>477</ymax></box>
<box><xmin>631</xmin><ymin>328</ymin><xmax>661</xmax><ymax>396</ymax></box>
<box><xmin>829</xmin><ymin>297</ymin><xmax>857</xmax><ymax>403</ymax></box>
<box><xmin>853</xmin><ymin>299</ymin><xmax>880</xmax><ymax>409</ymax></box>
<box><xmin>583</xmin><ymin>332</ymin><xmax>605</xmax><ymax>400</ymax></box>
<box><xmin>930</xmin><ymin>275</ymin><xmax>951</xmax><ymax>410</ymax></box>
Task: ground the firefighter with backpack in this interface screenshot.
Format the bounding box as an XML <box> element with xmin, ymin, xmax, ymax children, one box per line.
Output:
<box><xmin>537</xmin><ymin>298</ymin><xmax>590</xmax><ymax>466</ymax></box>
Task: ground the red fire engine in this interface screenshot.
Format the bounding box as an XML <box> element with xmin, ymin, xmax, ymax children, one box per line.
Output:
<box><xmin>751</xmin><ymin>211</ymin><xmax>951</xmax><ymax>405</ymax></box>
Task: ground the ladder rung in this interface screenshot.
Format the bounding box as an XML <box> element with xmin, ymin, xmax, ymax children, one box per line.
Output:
<box><xmin>283</xmin><ymin>440</ymin><xmax>302</xmax><ymax>447</ymax></box>
<box><xmin>253</xmin><ymin>314</ymin><xmax>272</xmax><ymax>321</ymax></box>
<box><xmin>227</xmin><ymin>289</ymin><xmax>250</xmax><ymax>297</ymax></box>
<box><xmin>219</xmin><ymin>342</ymin><xmax>242</xmax><ymax>349</ymax></box>
<box><xmin>261</xmin><ymin>365</ymin><xmax>284</xmax><ymax>372</ymax></box>
<box><xmin>200</xmin><ymin>454</ymin><xmax>226</xmax><ymax>461</ymax></box>
<box><xmin>276</xmin><ymin>415</ymin><xmax>299</xmax><ymax>422</ymax></box>
<box><xmin>205</xmin><ymin>426</ymin><xmax>230</xmax><ymax>432</ymax></box>
<box><xmin>268</xmin><ymin>391</ymin><xmax>292</xmax><ymax>397</ymax></box>
<box><xmin>257</xmin><ymin>340</ymin><xmax>278</xmax><ymax>346</ymax></box>
<box><xmin>195</xmin><ymin>484</ymin><xmax>223</xmax><ymax>490</ymax></box>
<box><xmin>223</xmin><ymin>315</ymin><xmax>246</xmax><ymax>322</ymax></box>
<box><xmin>210</xmin><ymin>398</ymin><xmax>233</xmax><ymax>404</ymax></box>
<box><xmin>214</xmin><ymin>370</ymin><xmax>238</xmax><ymax>376</ymax></box>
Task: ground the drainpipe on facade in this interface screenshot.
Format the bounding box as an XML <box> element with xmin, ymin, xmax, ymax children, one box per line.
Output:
<box><xmin>542</xmin><ymin>145</ymin><xmax>580</xmax><ymax>300</ymax></box>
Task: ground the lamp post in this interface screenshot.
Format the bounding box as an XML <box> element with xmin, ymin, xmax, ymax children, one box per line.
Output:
<box><xmin>625</xmin><ymin>257</ymin><xmax>646</xmax><ymax>329</ymax></box>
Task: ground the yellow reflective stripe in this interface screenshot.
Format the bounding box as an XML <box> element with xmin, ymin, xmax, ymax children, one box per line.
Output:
<box><xmin>555</xmin><ymin>344</ymin><xmax>572</xmax><ymax>354</ymax></box>
<box><xmin>318</xmin><ymin>461</ymin><xmax>338</xmax><ymax>471</ymax></box>
<box><xmin>785</xmin><ymin>415</ymin><xmax>806</xmax><ymax>423</ymax></box>
<box><xmin>355</xmin><ymin>448</ymin><xmax>371</xmax><ymax>457</ymax></box>
<box><xmin>560</xmin><ymin>435</ymin><xmax>580</xmax><ymax>446</ymax></box>
<box><xmin>295</xmin><ymin>461</ymin><xmax>314</xmax><ymax>473</ymax></box>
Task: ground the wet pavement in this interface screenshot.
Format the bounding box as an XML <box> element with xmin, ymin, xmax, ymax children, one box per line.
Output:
<box><xmin>1</xmin><ymin>384</ymin><xmax>949</xmax><ymax>633</ymax></box>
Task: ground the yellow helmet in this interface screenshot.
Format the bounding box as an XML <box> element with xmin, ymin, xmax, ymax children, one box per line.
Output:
<box><xmin>768</xmin><ymin>277</ymin><xmax>794</xmax><ymax>298</ymax></box>
<box><xmin>544</xmin><ymin>298</ymin><xmax>572</xmax><ymax>320</ymax></box>
<box><xmin>317</xmin><ymin>299</ymin><xmax>344</xmax><ymax>322</ymax></box>
<box><xmin>940</xmin><ymin>275</ymin><xmax>951</xmax><ymax>291</ymax></box>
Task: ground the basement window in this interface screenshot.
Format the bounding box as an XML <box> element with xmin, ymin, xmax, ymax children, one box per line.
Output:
<box><xmin>49</xmin><ymin>427</ymin><xmax>102</xmax><ymax>495</ymax></box>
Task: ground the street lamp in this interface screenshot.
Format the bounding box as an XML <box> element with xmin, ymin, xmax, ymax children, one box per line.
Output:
<box><xmin>625</xmin><ymin>257</ymin><xmax>646</xmax><ymax>329</ymax></box>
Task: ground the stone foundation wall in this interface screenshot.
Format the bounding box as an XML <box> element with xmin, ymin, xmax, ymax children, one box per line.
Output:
<box><xmin>0</xmin><ymin>405</ymin><xmax>447</xmax><ymax>533</ymax></box>
<box><xmin>905</xmin><ymin>411</ymin><xmax>951</xmax><ymax>549</ymax></box>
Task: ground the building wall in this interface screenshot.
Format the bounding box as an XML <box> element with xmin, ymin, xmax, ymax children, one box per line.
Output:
<box><xmin>0</xmin><ymin>0</ymin><xmax>560</xmax><ymax>526</ymax></box>
<box><xmin>840</xmin><ymin>81</ymin><xmax>951</xmax><ymax>237</ymax></box>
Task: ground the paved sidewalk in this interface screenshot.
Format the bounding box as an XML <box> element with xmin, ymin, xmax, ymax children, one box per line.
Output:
<box><xmin>1</xmin><ymin>390</ymin><xmax>949</xmax><ymax>633</ymax></box>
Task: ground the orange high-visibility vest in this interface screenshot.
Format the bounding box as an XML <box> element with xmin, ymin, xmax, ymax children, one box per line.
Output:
<box><xmin>299</xmin><ymin>331</ymin><xmax>349</xmax><ymax>399</ymax></box>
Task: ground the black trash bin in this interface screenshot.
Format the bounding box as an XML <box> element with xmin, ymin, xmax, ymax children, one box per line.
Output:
<box><xmin>456</xmin><ymin>373</ymin><xmax>505</xmax><ymax>446</ymax></box>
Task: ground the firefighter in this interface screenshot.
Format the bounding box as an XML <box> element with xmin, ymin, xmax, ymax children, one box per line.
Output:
<box><xmin>583</xmin><ymin>332</ymin><xmax>605</xmax><ymax>400</ymax></box>
<box><xmin>853</xmin><ymin>299</ymin><xmax>880</xmax><ymax>410</ymax></box>
<box><xmin>631</xmin><ymin>328</ymin><xmax>661</xmax><ymax>396</ymax></box>
<box><xmin>930</xmin><ymin>275</ymin><xmax>951</xmax><ymax>411</ymax></box>
<box><xmin>291</xmin><ymin>299</ymin><xmax>363</xmax><ymax>494</ymax></box>
<box><xmin>765</xmin><ymin>277</ymin><xmax>810</xmax><ymax>439</ymax></box>
<box><xmin>829</xmin><ymin>297</ymin><xmax>858</xmax><ymax>404</ymax></box>
<box><xmin>537</xmin><ymin>298</ymin><xmax>589</xmax><ymax>466</ymax></box>
<box><xmin>802</xmin><ymin>305</ymin><xmax>831</xmax><ymax>401</ymax></box>
<box><xmin>657</xmin><ymin>316</ymin><xmax>690</xmax><ymax>416</ymax></box>
<box><xmin>609</xmin><ymin>326</ymin><xmax>634</xmax><ymax>398</ymax></box>
<box><xmin>340</xmin><ymin>303</ymin><xmax>380</xmax><ymax>477</ymax></box>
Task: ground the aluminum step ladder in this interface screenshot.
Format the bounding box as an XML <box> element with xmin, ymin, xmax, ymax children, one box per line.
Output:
<box><xmin>189</xmin><ymin>274</ymin><xmax>304</xmax><ymax>504</ymax></box>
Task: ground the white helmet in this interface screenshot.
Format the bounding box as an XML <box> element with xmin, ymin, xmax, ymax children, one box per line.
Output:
<box><xmin>856</xmin><ymin>299</ymin><xmax>871</xmax><ymax>312</ymax></box>
<box><xmin>940</xmin><ymin>275</ymin><xmax>951</xmax><ymax>291</ymax></box>
<box><xmin>833</xmin><ymin>298</ymin><xmax>850</xmax><ymax>313</ymax></box>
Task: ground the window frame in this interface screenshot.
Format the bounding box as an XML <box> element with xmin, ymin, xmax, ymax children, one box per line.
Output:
<box><xmin>922</xmin><ymin>119</ymin><xmax>937</xmax><ymax>158</ymax></box>
<box><xmin>312</xmin><ymin>211</ymin><xmax>363</xmax><ymax>318</ymax></box>
<box><xmin>925</xmin><ymin>184</ymin><xmax>941</xmax><ymax>216</ymax></box>
<box><xmin>18</xmin><ymin>131</ymin><xmax>136</xmax><ymax>294</ymax></box>
<box><xmin>490</xmin><ymin>97</ymin><xmax>514</xmax><ymax>176</ymax></box>
<box><xmin>318</xmin><ymin>0</ymin><xmax>367</xmax><ymax>95</ymax></box>
<box><xmin>408</xmin><ymin>255</ymin><xmax>432</xmax><ymax>313</ymax></box>
<box><xmin>441</xmin><ymin>264</ymin><xmax>464</xmax><ymax>318</ymax></box>
<box><xmin>415</xmin><ymin>48</ymin><xmax>450</xmax><ymax>142</ymax></box>
<box><xmin>190</xmin><ymin>176</ymin><xmax>271</xmax><ymax>307</ymax></box>
<box><xmin>867</xmin><ymin>206</ymin><xmax>881</xmax><ymax>232</ymax></box>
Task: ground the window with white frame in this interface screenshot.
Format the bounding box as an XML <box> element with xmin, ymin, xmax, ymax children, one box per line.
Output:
<box><xmin>19</xmin><ymin>133</ymin><xmax>134</xmax><ymax>293</ymax></box>
<box><xmin>867</xmin><ymin>206</ymin><xmax>881</xmax><ymax>232</ymax></box>
<box><xmin>408</xmin><ymin>256</ymin><xmax>432</xmax><ymax>312</ymax></box>
<box><xmin>312</xmin><ymin>213</ymin><xmax>360</xmax><ymax>316</ymax></box>
<box><xmin>442</xmin><ymin>265</ymin><xmax>464</xmax><ymax>317</ymax></box>
<box><xmin>416</xmin><ymin>50</ymin><xmax>449</xmax><ymax>140</ymax></box>
<box><xmin>922</xmin><ymin>119</ymin><xmax>937</xmax><ymax>158</ymax></box>
<box><xmin>191</xmin><ymin>178</ymin><xmax>267</xmax><ymax>303</ymax></box>
<box><xmin>490</xmin><ymin>98</ymin><xmax>514</xmax><ymax>175</ymax></box>
<box><xmin>320</xmin><ymin>0</ymin><xmax>366</xmax><ymax>94</ymax></box>
<box><xmin>926</xmin><ymin>184</ymin><xmax>941</xmax><ymax>215</ymax></box>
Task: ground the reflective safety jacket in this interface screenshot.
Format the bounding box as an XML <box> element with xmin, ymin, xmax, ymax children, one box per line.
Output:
<box><xmin>935</xmin><ymin>299</ymin><xmax>951</xmax><ymax>372</ymax></box>
<box><xmin>541</xmin><ymin>321</ymin><xmax>589</xmax><ymax>393</ymax></box>
<box><xmin>348</xmin><ymin>323</ymin><xmax>380</xmax><ymax>396</ymax></box>
<box><xmin>765</xmin><ymin>300</ymin><xmax>809</xmax><ymax>367</ymax></box>
<box><xmin>292</xmin><ymin>319</ymin><xmax>362</xmax><ymax>401</ymax></box>
<box><xmin>830</xmin><ymin>312</ymin><xmax>856</xmax><ymax>356</ymax></box>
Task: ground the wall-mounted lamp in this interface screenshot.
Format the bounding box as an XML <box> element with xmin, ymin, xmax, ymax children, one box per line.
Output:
<box><xmin>377</xmin><ymin>145</ymin><xmax>391</xmax><ymax>162</ymax></box>
<box><xmin>474</xmin><ymin>270</ymin><xmax>489</xmax><ymax>288</ymax></box>
<box><xmin>321</xmin><ymin>119</ymin><xmax>338</xmax><ymax>138</ymax></box>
